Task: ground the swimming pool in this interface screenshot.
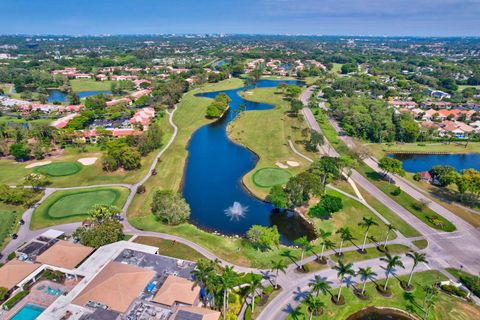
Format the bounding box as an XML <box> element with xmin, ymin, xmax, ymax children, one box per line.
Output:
<box><xmin>11</xmin><ymin>304</ymin><xmax>45</xmax><ymax>320</ymax></box>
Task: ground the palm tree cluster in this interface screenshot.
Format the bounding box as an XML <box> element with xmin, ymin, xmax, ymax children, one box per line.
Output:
<box><xmin>300</xmin><ymin>249</ymin><xmax>428</xmax><ymax>316</ymax></box>
<box><xmin>192</xmin><ymin>258</ymin><xmax>247</xmax><ymax>319</ymax></box>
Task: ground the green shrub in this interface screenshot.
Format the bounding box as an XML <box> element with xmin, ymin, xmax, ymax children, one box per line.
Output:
<box><xmin>441</xmin><ymin>284</ymin><xmax>468</xmax><ymax>298</ymax></box>
<box><xmin>7</xmin><ymin>252</ymin><xmax>16</xmax><ymax>261</ymax></box>
<box><xmin>244</xmin><ymin>305</ymin><xmax>252</xmax><ymax>320</ymax></box>
<box><xmin>2</xmin><ymin>290</ymin><xmax>29</xmax><ymax>310</ymax></box>
<box><xmin>459</xmin><ymin>275</ymin><xmax>480</xmax><ymax>298</ymax></box>
<box><xmin>417</xmin><ymin>143</ymin><xmax>426</xmax><ymax>146</ymax></box>
<box><xmin>391</xmin><ymin>187</ymin><xmax>402</xmax><ymax>196</ymax></box>
<box><xmin>413</xmin><ymin>173</ymin><xmax>421</xmax><ymax>181</ymax></box>
<box><xmin>263</xmin><ymin>285</ymin><xmax>274</xmax><ymax>295</ymax></box>
<box><xmin>302</xmin><ymin>264</ymin><xmax>310</xmax><ymax>272</ymax></box>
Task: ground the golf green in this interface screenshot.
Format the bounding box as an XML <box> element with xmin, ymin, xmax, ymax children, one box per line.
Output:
<box><xmin>252</xmin><ymin>167</ymin><xmax>292</xmax><ymax>187</ymax></box>
<box><xmin>46</xmin><ymin>189</ymin><xmax>121</xmax><ymax>218</ymax></box>
<box><xmin>34</xmin><ymin>162</ymin><xmax>82</xmax><ymax>177</ymax></box>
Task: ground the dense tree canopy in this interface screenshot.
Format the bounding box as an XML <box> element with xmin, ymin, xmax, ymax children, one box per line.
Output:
<box><xmin>151</xmin><ymin>190</ymin><xmax>191</xmax><ymax>225</ymax></box>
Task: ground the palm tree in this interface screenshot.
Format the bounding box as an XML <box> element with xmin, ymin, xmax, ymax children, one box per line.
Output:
<box><xmin>309</xmin><ymin>275</ymin><xmax>331</xmax><ymax>297</ymax></box>
<box><xmin>305</xmin><ymin>294</ymin><xmax>325</xmax><ymax>320</ymax></box>
<box><xmin>319</xmin><ymin>239</ymin><xmax>335</xmax><ymax>263</ymax></box>
<box><xmin>358</xmin><ymin>217</ymin><xmax>378</xmax><ymax>253</ymax></box>
<box><xmin>336</xmin><ymin>227</ymin><xmax>355</xmax><ymax>256</ymax></box>
<box><xmin>357</xmin><ymin>267</ymin><xmax>377</xmax><ymax>296</ymax></box>
<box><xmin>248</xmin><ymin>273</ymin><xmax>262</xmax><ymax>312</ymax></box>
<box><xmin>270</xmin><ymin>259</ymin><xmax>287</xmax><ymax>289</ymax></box>
<box><xmin>333</xmin><ymin>260</ymin><xmax>355</xmax><ymax>302</ymax></box>
<box><xmin>219</xmin><ymin>266</ymin><xmax>237</xmax><ymax>319</ymax></box>
<box><xmin>406</xmin><ymin>251</ymin><xmax>428</xmax><ymax>288</ymax></box>
<box><xmin>294</xmin><ymin>236</ymin><xmax>311</xmax><ymax>270</ymax></box>
<box><xmin>382</xmin><ymin>224</ymin><xmax>397</xmax><ymax>250</ymax></box>
<box><xmin>317</xmin><ymin>229</ymin><xmax>333</xmax><ymax>262</ymax></box>
<box><xmin>380</xmin><ymin>253</ymin><xmax>405</xmax><ymax>291</ymax></box>
<box><xmin>192</xmin><ymin>259</ymin><xmax>215</xmax><ymax>287</ymax></box>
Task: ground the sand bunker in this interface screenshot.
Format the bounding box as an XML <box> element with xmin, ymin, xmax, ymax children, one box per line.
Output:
<box><xmin>25</xmin><ymin>161</ymin><xmax>52</xmax><ymax>168</ymax></box>
<box><xmin>77</xmin><ymin>157</ymin><xmax>98</xmax><ymax>166</ymax></box>
<box><xmin>244</xmin><ymin>91</ymin><xmax>253</xmax><ymax>95</ymax></box>
<box><xmin>275</xmin><ymin>161</ymin><xmax>289</xmax><ymax>169</ymax></box>
<box><xmin>286</xmin><ymin>161</ymin><xmax>300</xmax><ymax>167</ymax></box>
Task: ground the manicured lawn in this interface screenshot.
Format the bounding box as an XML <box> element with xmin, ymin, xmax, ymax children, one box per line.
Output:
<box><xmin>128</xmin><ymin>215</ymin><xmax>303</xmax><ymax>268</ymax></box>
<box><xmin>70</xmin><ymin>79</ymin><xmax>113</xmax><ymax>92</ymax></box>
<box><xmin>357</xmin><ymin>185</ymin><xmax>421</xmax><ymax>238</ymax></box>
<box><xmin>312</xmin><ymin>189</ymin><xmax>398</xmax><ymax>246</ymax></box>
<box><xmin>413</xmin><ymin>239</ymin><xmax>428</xmax><ymax>249</ymax></box>
<box><xmin>312</xmin><ymin>108</ymin><xmax>350</xmax><ymax>155</ymax></box>
<box><xmin>290</xmin><ymin>271</ymin><xmax>480</xmax><ymax>320</ymax></box>
<box><xmin>331</xmin><ymin>63</ymin><xmax>343</xmax><ymax>73</ymax></box>
<box><xmin>304</xmin><ymin>244</ymin><xmax>410</xmax><ymax>272</ymax></box>
<box><xmin>366</xmin><ymin>142</ymin><xmax>480</xmax><ymax>160</ymax></box>
<box><xmin>0</xmin><ymin>204</ymin><xmax>23</xmax><ymax>250</ymax></box>
<box><xmin>252</xmin><ymin>167</ymin><xmax>292</xmax><ymax>187</ymax></box>
<box><xmin>31</xmin><ymin>186</ymin><xmax>130</xmax><ymax>229</ymax></box>
<box><xmin>231</xmin><ymin>87</ymin><xmax>313</xmax><ymax>198</ymax></box>
<box><xmin>133</xmin><ymin>236</ymin><xmax>206</xmax><ymax>261</ymax></box>
<box><xmin>128</xmin><ymin>78</ymin><xmax>246</xmax><ymax>218</ymax></box>
<box><xmin>34</xmin><ymin>161</ymin><xmax>82</xmax><ymax>177</ymax></box>
<box><xmin>356</xmin><ymin>162</ymin><xmax>456</xmax><ymax>232</ymax></box>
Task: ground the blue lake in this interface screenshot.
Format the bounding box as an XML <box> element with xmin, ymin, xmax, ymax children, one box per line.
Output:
<box><xmin>182</xmin><ymin>79</ymin><xmax>314</xmax><ymax>242</ymax></box>
<box><xmin>390</xmin><ymin>153</ymin><xmax>480</xmax><ymax>172</ymax></box>
<box><xmin>48</xmin><ymin>90</ymin><xmax>112</xmax><ymax>102</ymax></box>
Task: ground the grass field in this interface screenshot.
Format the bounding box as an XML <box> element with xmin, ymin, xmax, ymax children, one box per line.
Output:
<box><xmin>357</xmin><ymin>186</ymin><xmax>421</xmax><ymax>238</ymax></box>
<box><xmin>0</xmin><ymin>203</ymin><xmax>23</xmax><ymax>250</ymax></box>
<box><xmin>128</xmin><ymin>78</ymin><xmax>245</xmax><ymax>218</ymax></box>
<box><xmin>366</xmin><ymin>142</ymin><xmax>480</xmax><ymax>160</ymax></box>
<box><xmin>70</xmin><ymin>79</ymin><xmax>113</xmax><ymax>92</ymax></box>
<box><xmin>252</xmin><ymin>167</ymin><xmax>292</xmax><ymax>187</ymax></box>
<box><xmin>230</xmin><ymin>87</ymin><xmax>314</xmax><ymax>198</ymax></box>
<box><xmin>133</xmin><ymin>236</ymin><xmax>206</xmax><ymax>261</ymax></box>
<box><xmin>290</xmin><ymin>271</ymin><xmax>480</xmax><ymax>320</ymax></box>
<box><xmin>34</xmin><ymin>161</ymin><xmax>82</xmax><ymax>177</ymax></box>
<box><xmin>31</xmin><ymin>186</ymin><xmax>130</xmax><ymax>229</ymax></box>
<box><xmin>312</xmin><ymin>189</ymin><xmax>398</xmax><ymax>245</ymax></box>
<box><xmin>458</xmin><ymin>85</ymin><xmax>480</xmax><ymax>91</ymax></box>
<box><xmin>331</xmin><ymin>63</ymin><xmax>343</xmax><ymax>73</ymax></box>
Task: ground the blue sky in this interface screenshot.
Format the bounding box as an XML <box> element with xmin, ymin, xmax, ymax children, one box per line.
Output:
<box><xmin>0</xmin><ymin>0</ymin><xmax>479</xmax><ymax>36</ymax></box>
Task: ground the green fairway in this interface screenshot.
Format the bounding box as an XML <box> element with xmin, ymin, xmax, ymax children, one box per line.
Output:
<box><xmin>70</xmin><ymin>79</ymin><xmax>113</xmax><ymax>92</ymax></box>
<box><xmin>290</xmin><ymin>270</ymin><xmax>480</xmax><ymax>320</ymax></box>
<box><xmin>34</xmin><ymin>161</ymin><xmax>82</xmax><ymax>177</ymax></box>
<box><xmin>31</xmin><ymin>187</ymin><xmax>130</xmax><ymax>229</ymax></box>
<box><xmin>252</xmin><ymin>167</ymin><xmax>292</xmax><ymax>187</ymax></box>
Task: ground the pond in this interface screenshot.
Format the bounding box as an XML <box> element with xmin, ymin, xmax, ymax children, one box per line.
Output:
<box><xmin>47</xmin><ymin>90</ymin><xmax>112</xmax><ymax>102</ymax></box>
<box><xmin>182</xmin><ymin>79</ymin><xmax>314</xmax><ymax>243</ymax></box>
<box><xmin>346</xmin><ymin>307</ymin><xmax>418</xmax><ymax>320</ymax></box>
<box><xmin>390</xmin><ymin>153</ymin><xmax>480</xmax><ymax>173</ymax></box>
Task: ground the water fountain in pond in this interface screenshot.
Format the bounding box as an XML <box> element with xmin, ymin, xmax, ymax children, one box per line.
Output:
<box><xmin>224</xmin><ymin>202</ymin><xmax>248</xmax><ymax>221</ymax></box>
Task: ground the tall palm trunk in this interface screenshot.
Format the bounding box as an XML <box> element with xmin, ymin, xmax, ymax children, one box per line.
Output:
<box><xmin>361</xmin><ymin>228</ymin><xmax>369</xmax><ymax>251</ymax></box>
<box><xmin>407</xmin><ymin>265</ymin><xmax>416</xmax><ymax>287</ymax></box>
<box><xmin>384</xmin><ymin>274</ymin><xmax>390</xmax><ymax>291</ymax></box>
<box><xmin>337</xmin><ymin>282</ymin><xmax>343</xmax><ymax>301</ymax></box>
<box><xmin>383</xmin><ymin>230</ymin><xmax>390</xmax><ymax>248</ymax></box>
<box><xmin>362</xmin><ymin>280</ymin><xmax>367</xmax><ymax>295</ymax></box>
<box><xmin>339</xmin><ymin>239</ymin><xmax>344</xmax><ymax>254</ymax></box>
<box><xmin>251</xmin><ymin>290</ymin><xmax>256</xmax><ymax>312</ymax></box>
<box><xmin>309</xmin><ymin>310</ymin><xmax>313</xmax><ymax>320</ymax></box>
<box><xmin>320</xmin><ymin>243</ymin><xmax>325</xmax><ymax>259</ymax></box>
<box><xmin>223</xmin><ymin>291</ymin><xmax>227</xmax><ymax>320</ymax></box>
<box><xmin>274</xmin><ymin>270</ymin><xmax>279</xmax><ymax>289</ymax></box>
<box><xmin>300</xmin><ymin>250</ymin><xmax>305</xmax><ymax>268</ymax></box>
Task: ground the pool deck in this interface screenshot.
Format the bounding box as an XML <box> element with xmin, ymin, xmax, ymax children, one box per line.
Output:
<box><xmin>2</xmin><ymin>279</ymin><xmax>79</xmax><ymax>320</ymax></box>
